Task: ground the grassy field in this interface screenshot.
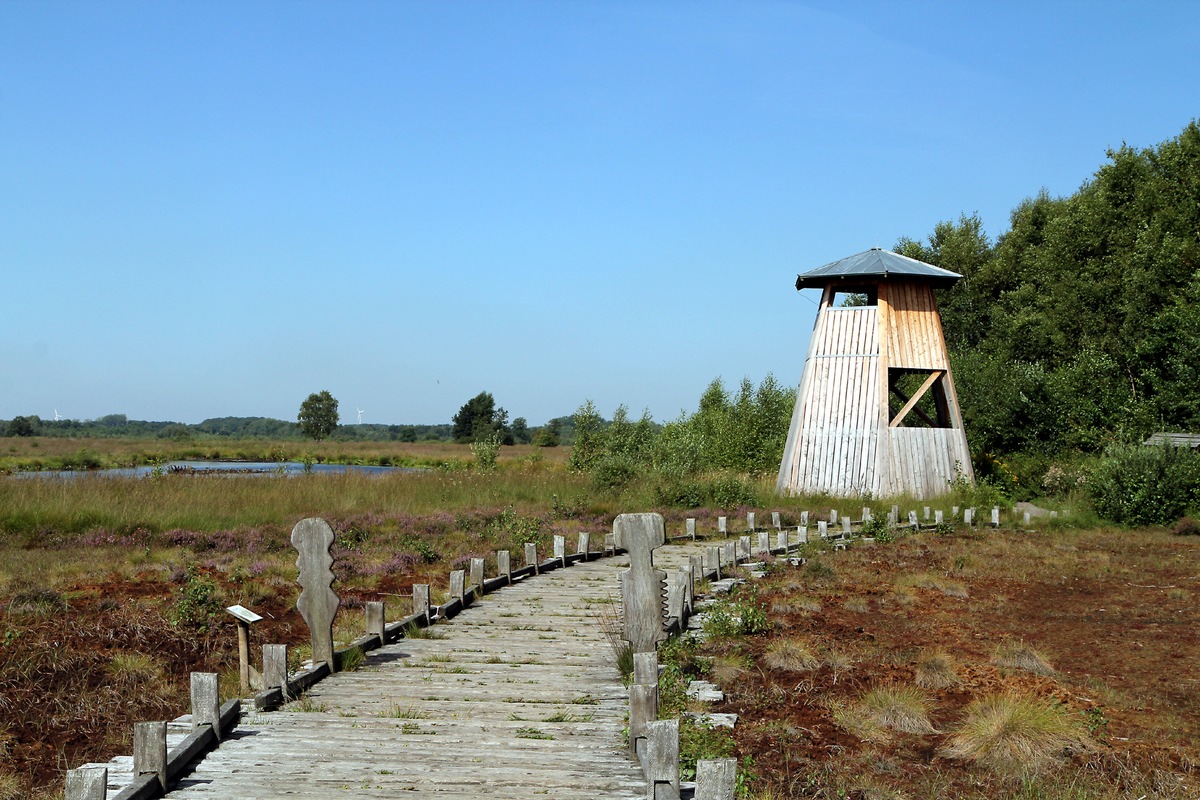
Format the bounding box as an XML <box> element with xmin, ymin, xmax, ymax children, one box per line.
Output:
<box><xmin>0</xmin><ymin>439</ymin><xmax>1192</xmax><ymax>799</ymax></box>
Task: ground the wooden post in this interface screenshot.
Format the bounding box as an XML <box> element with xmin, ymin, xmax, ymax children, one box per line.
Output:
<box><xmin>412</xmin><ymin>584</ymin><xmax>431</xmax><ymax>623</ymax></box>
<box><xmin>723</xmin><ymin>541</ymin><xmax>736</xmax><ymax>566</ymax></box>
<box><xmin>746</xmin><ymin>511</ymin><xmax>756</xmax><ymax>531</ymax></box>
<box><xmin>695</xmin><ymin>758</ymin><xmax>737</xmax><ymax>800</ymax></box>
<box><xmin>800</xmin><ymin>510</ymin><xmax>809</xmax><ymax>526</ymax></box>
<box><xmin>830</xmin><ymin>509</ymin><xmax>838</xmax><ymax>524</ymax></box>
<box><xmin>190</xmin><ymin>672</ymin><xmax>221</xmax><ymax>741</ymax></box>
<box><xmin>706</xmin><ymin>546</ymin><xmax>722</xmax><ymax>580</ymax></box>
<box><xmin>862</xmin><ymin>506</ymin><xmax>872</xmax><ymax>522</ymax></box>
<box><xmin>134</xmin><ymin>721</ymin><xmax>167</xmax><ymax>792</ymax></box>
<box><xmin>738</xmin><ymin>536</ymin><xmax>751</xmax><ymax>560</ymax></box>
<box><xmin>65</xmin><ymin>767</ymin><xmax>107</xmax><ymax>800</ymax></box>
<box><xmin>891</xmin><ymin>504</ymin><xmax>899</xmax><ymax>520</ymax></box>
<box><xmin>991</xmin><ymin>506</ymin><xmax>1001</xmax><ymax>528</ymax></box>
<box><xmin>686</xmin><ymin>518</ymin><xmax>696</xmax><ymax>540</ymax></box>
<box><xmin>644</xmin><ymin>718</ymin><xmax>680</xmax><ymax>799</ymax></box>
<box><xmin>689</xmin><ymin>554</ymin><xmax>703</xmax><ymax>583</ymax></box>
<box><xmin>263</xmin><ymin>644</ymin><xmax>289</xmax><ymax>700</ymax></box>
<box><xmin>678</xmin><ymin>566</ymin><xmax>694</xmax><ymax>615</ymax></box>
<box><xmin>1024</xmin><ymin>511</ymin><xmax>1031</xmax><ymax>525</ymax></box>
<box><xmin>291</xmin><ymin>518</ymin><xmax>340</xmax><ymax>672</ymax></box>
<box><xmin>450</xmin><ymin>570</ymin><xmax>465</xmax><ymax>603</ymax></box>
<box><xmin>717</xmin><ymin>516</ymin><xmax>727</xmax><ymax>536</ymax></box>
<box><xmin>964</xmin><ymin>508</ymin><xmax>974</xmax><ymax>526</ymax></box>
<box><xmin>469</xmin><ymin>558</ymin><xmax>485</xmax><ymax>592</ymax></box>
<box><xmin>757</xmin><ymin>532</ymin><xmax>770</xmax><ymax>554</ymax></box>
<box><xmin>908</xmin><ymin>511</ymin><xmax>919</xmax><ymax>529</ymax></box>
<box><xmin>366</xmin><ymin>600</ymin><xmax>385</xmax><ymax>641</ymax></box>
<box><xmin>775</xmin><ymin>531</ymin><xmax>786</xmax><ymax>551</ymax></box>
<box><xmin>617</xmin><ymin>514</ymin><xmax>667</xmax><ymax>654</ymax></box>
<box><xmin>798</xmin><ymin>525</ymin><xmax>808</xmax><ymax>544</ymax></box>
<box><xmin>236</xmin><ymin>619</ymin><xmax>252</xmax><ymax>695</ymax></box>
<box><xmin>924</xmin><ymin>506</ymin><xmax>931</xmax><ymax>520</ymax></box>
<box><xmin>817</xmin><ymin>520</ymin><xmax>828</xmax><ymax>539</ymax></box>
<box><xmin>841</xmin><ymin>517</ymin><xmax>851</xmax><ymax>535</ymax></box>
<box><xmin>524</xmin><ymin>542</ymin><xmax>539</xmax><ymax>574</ymax></box>
<box><xmin>628</xmin><ymin>684</ymin><xmax>658</xmax><ymax>758</ymax></box>
<box><xmin>633</xmin><ymin>651</ymin><xmax>659</xmax><ymax>686</ymax></box>
<box><xmin>934</xmin><ymin>510</ymin><xmax>944</xmax><ymax>525</ymax></box>
<box><xmin>496</xmin><ymin>550</ymin><xmax>511</xmax><ymax>584</ymax></box>
<box><xmin>604</xmin><ymin>533</ymin><xmax>617</xmax><ymax>555</ymax></box>
<box><xmin>771</xmin><ymin>511</ymin><xmax>781</xmax><ymax>529</ymax></box>
<box><xmin>577</xmin><ymin>531</ymin><xmax>590</xmax><ymax>560</ymax></box>
<box><xmin>553</xmin><ymin>534</ymin><xmax>566</xmax><ymax>567</ymax></box>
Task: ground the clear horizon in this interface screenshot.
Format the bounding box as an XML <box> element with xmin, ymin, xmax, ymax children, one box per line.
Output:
<box><xmin>4</xmin><ymin>1</ymin><xmax>1198</xmax><ymax>427</ymax></box>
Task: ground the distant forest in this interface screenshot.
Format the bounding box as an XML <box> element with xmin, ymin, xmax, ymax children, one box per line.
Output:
<box><xmin>0</xmin><ymin>413</ymin><xmax>579</xmax><ymax>445</ymax></box>
<box><xmin>897</xmin><ymin>120</ymin><xmax>1199</xmax><ymax>482</ymax></box>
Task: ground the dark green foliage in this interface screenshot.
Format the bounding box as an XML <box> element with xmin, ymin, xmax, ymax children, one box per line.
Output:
<box><xmin>1088</xmin><ymin>444</ymin><xmax>1200</xmax><ymax>526</ymax></box>
<box><xmin>169</xmin><ymin>566</ymin><xmax>222</xmax><ymax>632</ymax></box>
<box><xmin>5</xmin><ymin>415</ymin><xmax>39</xmax><ymax>436</ymax></box>
<box><xmin>897</xmin><ymin>121</ymin><xmax>1200</xmax><ymax>484</ymax></box>
<box><xmin>297</xmin><ymin>390</ymin><xmax>340</xmax><ymax>441</ymax></box>
<box><xmin>452</xmin><ymin>391</ymin><xmax>513</xmax><ymax>444</ymax></box>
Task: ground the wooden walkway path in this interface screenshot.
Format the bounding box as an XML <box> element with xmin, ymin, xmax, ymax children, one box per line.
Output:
<box><xmin>158</xmin><ymin>545</ymin><xmax>701</xmax><ymax>799</ymax></box>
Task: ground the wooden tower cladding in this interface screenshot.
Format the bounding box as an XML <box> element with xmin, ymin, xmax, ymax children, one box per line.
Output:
<box><xmin>777</xmin><ymin>249</ymin><xmax>974</xmax><ymax>498</ymax></box>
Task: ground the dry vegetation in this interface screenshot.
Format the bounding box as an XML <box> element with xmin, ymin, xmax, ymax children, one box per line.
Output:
<box><xmin>683</xmin><ymin>527</ymin><xmax>1200</xmax><ymax>799</ymax></box>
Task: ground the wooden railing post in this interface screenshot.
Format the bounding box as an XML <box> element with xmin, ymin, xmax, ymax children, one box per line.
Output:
<box><xmin>685</xmin><ymin>518</ymin><xmax>696</xmax><ymax>540</ymax></box>
<box><xmin>576</xmin><ymin>531</ymin><xmax>590</xmax><ymax>560</ymax></box>
<box><xmin>771</xmin><ymin>511</ymin><xmax>781</xmax><ymax>530</ymax></box>
<box><xmin>644</xmin><ymin>718</ymin><xmax>680</xmax><ymax>799</ymax></box>
<box><xmin>706</xmin><ymin>546</ymin><xmax>721</xmax><ymax>580</ymax></box>
<box><xmin>65</xmin><ymin>767</ymin><xmax>107</xmax><ymax>800</ymax></box>
<box><xmin>800</xmin><ymin>510</ymin><xmax>809</xmax><ymax>526</ymax></box>
<box><xmin>695</xmin><ymin>758</ymin><xmax>737</xmax><ymax>800</ymax></box>
<box><xmin>366</xmin><ymin>601</ymin><xmax>385</xmax><ymax>641</ymax></box>
<box><xmin>746</xmin><ymin>511</ymin><xmax>756</xmax><ymax>531</ymax></box>
<box><xmin>190</xmin><ymin>672</ymin><xmax>221</xmax><ymax>741</ymax></box>
<box><xmin>291</xmin><ymin>518</ymin><xmax>340</xmax><ymax>672</ymax></box>
<box><xmin>133</xmin><ymin>721</ymin><xmax>167</xmax><ymax>792</ymax></box>
<box><xmin>524</xmin><ymin>542</ymin><xmax>538</xmax><ymax>574</ymax></box>
<box><xmin>553</xmin><ymin>534</ymin><xmax>566</xmax><ymax>567</ymax></box>
<box><xmin>717</xmin><ymin>516</ymin><xmax>727</xmax><ymax>536</ymax></box>
<box><xmin>757</xmin><ymin>532</ymin><xmax>770</xmax><ymax>554</ymax></box>
<box><xmin>412</xmin><ymin>584</ymin><xmax>431</xmax><ymax>624</ymax></box>
<box><xmin>469</xmin><ymin>558</ymin><xmax>485</xmax><ymax>593</ymax></box>
<box><xmin>450</xmin><ymin>570</ymin><xmax>466</xmax><ymax>604</ymax></box>
<box><xmin>263</xmin><ymin>644</ymin><xmax>289</xmax><ymax>701</ymax></box>
<box><xmin>496</xmin><ymin>550</ymin><xmax>512</xmax><ymax>584</ymax></box>
<box><xmin>775</xmin><ymin>531</ymin><xmax>786</xmax><ymax>551</ymax></box>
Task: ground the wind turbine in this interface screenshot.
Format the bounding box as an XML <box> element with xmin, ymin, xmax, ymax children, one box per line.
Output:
<box><xmin>357</xmin><ymin>408</ymin><xmax>364</xmax><ymax>425</ymax></box>
<box><xmin>54</xmin><ymin>409</ymin><xmax>61</xmax><ymax>421</ymax></box>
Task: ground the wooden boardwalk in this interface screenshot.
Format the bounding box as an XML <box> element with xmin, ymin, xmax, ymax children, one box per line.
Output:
<box><xmin>159</xmin><ymin>550</ymin><xmax>698</xmax><ymax>799</ymax></box>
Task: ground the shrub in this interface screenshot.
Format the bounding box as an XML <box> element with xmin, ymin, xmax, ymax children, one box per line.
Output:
<box><xmin>942</xmin><ymin>693</ymin><xmax>1084</xmax><ymax>775</ymax></box>
<box><xmin>169</xmin><ymin>566</ymin><xmax>222</xmax><ymax>632</ymax></box>
<box><xmin>1088</xmin><ymin>444</ymin><xmax>1200</xmax><ymax>526</ymax></box>
<box><xmin>708</xmin><ymin>474</ymin><xmax>760</xmax><ymax>509</ymax></box>
<box><xmin>1172</xmin><ymin>516</ymin><xmax>1200</xmax><ymax>536</ymax></box>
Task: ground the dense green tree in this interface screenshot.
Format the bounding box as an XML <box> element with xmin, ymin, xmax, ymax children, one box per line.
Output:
<box><xmin>510</xmin><ymin>417</ymin><xmax>530</xmax><ymax>444</ymax></box>
<box><xmin>6</xmin><ymin>415</ymin><xmax>39</xmax><ymax>437</ymax></box>
<box><xmin>533</xmin><ymin>418</ymin><xmax>561</xmax><ymax>447</ymax></box>
<box><xmin>298</xmin><ymin>390</ymin><xmax>340</xmax><ymax>441</ymax></box>
<box><xmin>452</xmin><ymin>391</ymin><xmax>513</xmax><ymax>443</ymax></box>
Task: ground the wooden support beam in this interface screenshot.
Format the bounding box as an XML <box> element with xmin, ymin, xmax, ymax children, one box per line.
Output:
<box><xmin>889</xmin><ymin>370</ymin><xmax>944</xmax><ymax>428</ymax></box>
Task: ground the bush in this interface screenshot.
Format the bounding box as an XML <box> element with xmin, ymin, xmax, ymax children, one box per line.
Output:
<box><xmin>708</xmin><ymin>474</ymin><xmax>760</xmax><ymax>509</ymax></box>
<box><xmin>1172</xmin><ymin>516</ymin><xmax>1200</xmax><ymax>536</ymax></box>
<box><xmin>1088</xmin><ymin>444</ymin><xmax>1200</xmax><ymax>526</ymax></box>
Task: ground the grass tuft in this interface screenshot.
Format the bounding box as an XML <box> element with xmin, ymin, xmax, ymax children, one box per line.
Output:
<box><xmin>858</xmin><ymin>685</ymin><xmax>938</xmax><ymax>734</ymax></box>
<box><xmin>941</xmin><ymin>693</ymin><xmax>1085</xmax><ymax>775</ymax></box>
<box><xmin>992</xmin><ymin>640</ymin><xmax>1055</xmax><ymax>676</ymax></box>
<box><xmin>914</xmin><ymin>650</ymin><xmax>959</xmax><ymax>689</ymax></box>
<box><xmin>763</xmin><ymin>638</ymin><xmax>820</xmax><ymax>672</ymax></box>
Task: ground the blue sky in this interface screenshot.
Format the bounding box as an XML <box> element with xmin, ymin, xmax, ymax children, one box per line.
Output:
<box><xmin>3</xmin><ymin>1</ymin><xmax>1198</xmax><ymax>426</ymax></box>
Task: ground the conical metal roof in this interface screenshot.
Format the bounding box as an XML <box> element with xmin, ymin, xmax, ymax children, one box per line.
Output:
<box><xmin>795</xmin><ymin>247</ymin><xmax>962</xmax><ymax>290</ymax></box>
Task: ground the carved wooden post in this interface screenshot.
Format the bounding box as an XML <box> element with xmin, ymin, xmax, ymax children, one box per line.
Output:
<box><xmin>496</xmin><ymin>550</ymin><xmax>511</xmax><ymax>584</ymax></box>
<box><xmin>524</xmin><ymin>542</ymin><xmax>538</xmax><ymax>574</ymax></box>
<box><xmin>633</xmin><ymin>651</ymin><xmax>658</xmax><ymax>686</ymax></box>
<box><xmin>696</xmin><ymin>758</ymin><xmax>737</xmax><ymax>800</ymax></box>
<box><xmin>553</xmin><ymin>534</ymin><xmax>566</xmax><ymax>567</ymax></box>
<box><xmin>678</xmin><ymin>566</ymin><xmax>694</xmax><ymax>616</ymax></box>
<box><xmin>469</xmin><ymin>558</ymin><xmax>485</xmax><ymax>592</ymax></box>
<box><xmin>644</xmin><ymin>718</ymin><xmax>680</xmax><ymax>799</ymax></box>
<box><xmin>666</xmin><ymin>573</ymin><xmax>684</xmax><ymax>623</ymax></box>
<box><xmin>190</xmin><ymin>672</ymin><xmax>221</xmax><ymax>741</ymax></box>
<box><xmin>617</xmin><ymin>513</ymin><xmax>667</xmax><ymax>654</ymax></box>
<box><xmin>291</xmin><ymin>518</ymin><xmax>340</xmax><ymax>671</ymax></box>
<box><xmin>686</xmin><ymin>518</ymin><xmax>696</xmax><ymax>540</ymax></box>
<box><xmin>134</xmin><ymin>721</ymin><xmax>167</xmax><ymax>792</ymax></box>
<box><xmin>577</xmin><ymin>531</ymin><xmax>590</xmax><ymax>560</ymax></box>
<box><xmin>366</xmin><ymin>600</ymin><xmax>385</xmax><ymax>641</ymax></box>
<box><xmin>412</xmin><ymin>584</ymin><xmax>431</xmax><ymax>624</ymax></box>
<box><xmin>450</xmin><ymin>570</ymin><xmax>466</xmax><ymax>603</ymax></box>
<box><xmin>65</xmin><ymin>767</ymin><xmax>107</xmax><ymax>800</ymax></box>
<box><xmin>263</xmin><ymin>644</ymin><xmax>289</xmax><ymax>700</ymax></box>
